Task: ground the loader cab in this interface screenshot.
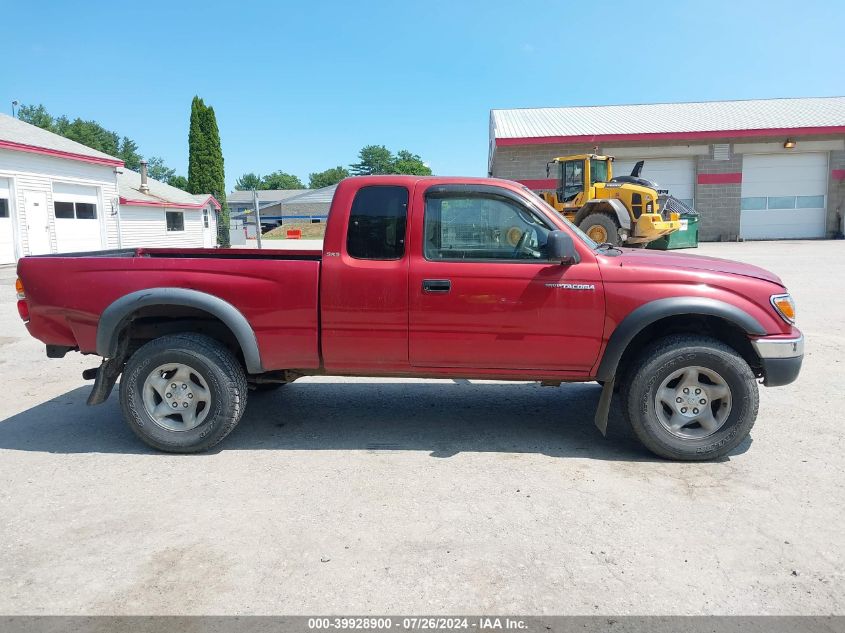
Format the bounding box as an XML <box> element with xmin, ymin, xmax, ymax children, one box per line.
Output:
<box><xmin>546</xmin><ymin>155</ymin><xmax>614</xmax><ymax>210</ymax></box>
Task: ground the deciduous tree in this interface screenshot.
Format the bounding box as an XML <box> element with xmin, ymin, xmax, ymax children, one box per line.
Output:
<box><xmin>235</xmin><ymin>173</ymin><xmax>262</xmax><ymax>191</ymax></box>
<box><xmin>308</xmin><ymin>166</ymin><xmax>350</xmax><ymax>189</ymax></box>
<box><xmin>261</xmin><ymin>171</ymin><xmax>305</xmax><ymax>190</ymax></box>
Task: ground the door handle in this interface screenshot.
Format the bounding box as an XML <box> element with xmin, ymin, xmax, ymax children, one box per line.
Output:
<box><xmin>422</xmin><ymin>279</ymin><xmax>451</xmax><ymax>293</ymax></box>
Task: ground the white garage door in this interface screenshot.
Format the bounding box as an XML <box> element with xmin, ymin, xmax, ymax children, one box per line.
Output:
<box><xmin>611</xmin><ymin>158</ymin><xmax>695</xmax><ymax>208</ymax></box>
<box><xmin>0</xmin><ymin>178</ymin><xmax>15</xmax><ymax>264</ymax></box>
<box><xmin>740</xmin><ymin>153</ymin><xmax>827</xmax><ymax>240</ymax></box>
<box><xmin>52</xmin><ymin>182</ymin><xmax>103</xmax><ymax>253</ymax></box>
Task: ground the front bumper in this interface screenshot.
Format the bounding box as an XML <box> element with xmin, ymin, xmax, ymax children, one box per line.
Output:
<box><xmin>629</xmin><ymin>213</ymin><xmax>682</xmax><ymax>243</ymax></box>
<box><xmin>751</xmin><ymin>333</ymin><xmax>804</xmax><ymax>387</ymax></box>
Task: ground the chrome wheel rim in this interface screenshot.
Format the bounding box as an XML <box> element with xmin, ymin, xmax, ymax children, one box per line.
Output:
<box><xmin>142</xmin><ymin>362</ymin><xmax>211</xmax><ymax>431</ymax></box>
<box><xmin>654</xmin><ymin>365</ymin><xmax>732</xmax><ymax>439</ymax></box>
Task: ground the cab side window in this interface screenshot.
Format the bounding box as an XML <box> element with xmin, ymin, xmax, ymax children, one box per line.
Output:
<box><xmin>424</xmin><ymin>193</ymin><xmax>552</xmax><ymax>261</ymax></box>
<box><xmin>346</xmin><ymin>186</ymin><xmax>409</xmax><ymax>260</ymax></box>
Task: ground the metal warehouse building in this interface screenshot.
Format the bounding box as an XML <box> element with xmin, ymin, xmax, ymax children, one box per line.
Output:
<box><xmin>489</xmin><ymin>96</ymin><xmax>845</xmax><ymax>241</ymax></box>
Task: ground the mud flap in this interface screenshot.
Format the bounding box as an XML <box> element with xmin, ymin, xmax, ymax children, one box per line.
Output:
<box><xmin>594</xmin><ymin>376</ymin><xmax>615</xmax><ymax>436</ymax></box>
<box><xmin>86</xmin><ymin>357</ymin><xmax>123</xmax><ymax>405</ymax></box>
<box><xmin>86</xmin><ymin>337</ymin><xmax>129</xmax><ymax>406</ymax></box>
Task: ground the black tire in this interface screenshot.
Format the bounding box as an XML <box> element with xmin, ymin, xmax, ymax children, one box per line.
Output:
<box><xmin>578</xmin><ymin>212</ymin><xmax>620</xmax><ymax>245</ymax></box>
<box><xmin>621</xmin><ymin>335</ymin><xmax>758</xmax><ymax>461</ymax></box>
<box><xmin>119</xmin><ymin>333</ymin><xmax>248</xmax><ymax>453</ymax></box>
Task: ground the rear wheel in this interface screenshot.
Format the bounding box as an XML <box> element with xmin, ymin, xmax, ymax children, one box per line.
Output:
<box><xmin>119</xmin><ymin>333</ymin><xmax>248</xmax><ymax>453</ymax></box>
<box><xmin>621</xmin><ymin>335</ymin><xmax>758</xmax><ymax>461</ymax></box>
<box><xmin>578</xmin><ymin>213</ymin><xmax>619</xmax><ymax>245</ymax></box>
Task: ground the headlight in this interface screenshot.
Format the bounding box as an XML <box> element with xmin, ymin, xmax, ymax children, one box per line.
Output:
<box><xmin>770</xmin><ymin>293</ymin><xmax>796</xmax><ymax>324</ymax></box>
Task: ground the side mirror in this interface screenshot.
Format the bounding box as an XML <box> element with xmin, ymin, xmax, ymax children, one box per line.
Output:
<box><xmin>546</xmin><ymin>230</ymin><xmax>580</xmax><ymax>265</ymax></box>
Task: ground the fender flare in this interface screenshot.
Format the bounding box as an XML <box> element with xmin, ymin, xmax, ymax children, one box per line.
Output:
<box><xmin>96</xmin><ymin>287</ymin><xmax>264</xmax><ymax>374</ymax></box>
<box><xmin>595</xmin><ymin>297</ymin><xmax>766</xmax><ymax>381</ymax></box>
<box><xmin>575</xmin><ymin>199</ymin><xmax>631</xmax><ymax>231</ymax></box>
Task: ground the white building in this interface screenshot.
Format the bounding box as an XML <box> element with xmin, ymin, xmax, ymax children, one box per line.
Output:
<box><xmin>117</xmin><ymin>167</ymin><xmax>218</xmax><ymax>249</ymax></box>
<box><xmin>0</xmin><ymin>113</ymin><xmax>218</xmax><ymax>264</ymax></box>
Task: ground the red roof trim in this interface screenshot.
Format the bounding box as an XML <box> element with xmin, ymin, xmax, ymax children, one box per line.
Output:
<box><xmin>495</xmin><ymin>125</ymin><xmax>845</xmax><ymax>147</ymax></box>
<box><xmin>120</xmin><ymin>196</ymin><xmax>207</xmax><ymax>209</ymax></box>
<box><xmin>0</xmin><ymin>139</ymin><xmax>124</xmax><ymax>166</ymax></box>
<box><xmin>698</xmin><ymin>173</ymin><xmax>742</xmax><ymax>185</ymax></box>
<box><xmin>832</xmin><ymin>169</ymin><xmax>845</xmax><ymax>181</ymax></box>
<box><xmin>516</xmin><ymin>178</ymin><xmax>557</xmax><ymax>189</ymax></box>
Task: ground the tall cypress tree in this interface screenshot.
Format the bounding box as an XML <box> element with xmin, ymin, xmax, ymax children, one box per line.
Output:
<box><xmin>188</xmin><ymin>96</ymin><xmax>229</xmax><ymax>247</ymax></box>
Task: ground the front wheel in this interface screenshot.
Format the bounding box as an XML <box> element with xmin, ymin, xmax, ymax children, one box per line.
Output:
<box><xmin>119</xmin><ymin>333</ymin><xmax>248</xmax><ymax>453</ymax></box>
<box><xmin>578</xmin><ymin>213</ymin><xmax>620</xmax><ymax>245</ymax></box>
<box><xmin>622</xmin><ymin>335</ymin><xmax>759</xmax><ymax>461</ymax></box>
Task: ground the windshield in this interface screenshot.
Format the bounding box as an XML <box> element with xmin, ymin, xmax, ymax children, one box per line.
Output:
<box><xmin>520</xmin><ymin>187</ymin><xmax>598</xmax><ymax>249</ymax></box>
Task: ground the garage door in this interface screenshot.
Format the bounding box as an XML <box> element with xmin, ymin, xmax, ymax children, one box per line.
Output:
<box><xmin>740</xmin><ymin>153</ymin><xmax>827</xmax><ymax>240</ymax></box>
<box><xmin>0</xmin><ymin>178</ymin><xmax>14</xmax><ymax>264</ymax></box>
<box><xmin>52</xmin><ymin>182</ymin><xmax>103</xmax><ymax>253</ymax></box>
<box><xmin>611</xmin><ymin>158</ymin><xmax>695</xmax><ymax>208</ymax></box>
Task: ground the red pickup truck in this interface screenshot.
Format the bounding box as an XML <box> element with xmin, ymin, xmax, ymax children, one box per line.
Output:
<box><xmin>16</xmin><ymin>176</ymin><xmax>803</xmax><ymax>460</ymax></box>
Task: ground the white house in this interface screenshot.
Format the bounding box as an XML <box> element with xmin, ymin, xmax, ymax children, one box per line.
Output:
<box><xmin>0</xmin><ymin>113</ymin><xmax>218</xmax><ymax>264</ymax></box>
<box><xmin>117</xmin><ymin>165</ymin><xmax>219</xmax><ymax>249</ymax></box>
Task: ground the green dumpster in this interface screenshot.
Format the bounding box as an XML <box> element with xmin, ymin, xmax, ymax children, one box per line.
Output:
<box><xmin>647</xmin><ymin>213</ymin><xmax>699</xmax><ymax>250</ymax></box>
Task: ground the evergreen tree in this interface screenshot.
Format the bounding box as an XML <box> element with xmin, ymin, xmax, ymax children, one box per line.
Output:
<box><xmin>188</xmin><ymin>96</ymin><xmax>229</xmax><ymax>246</ymax></box>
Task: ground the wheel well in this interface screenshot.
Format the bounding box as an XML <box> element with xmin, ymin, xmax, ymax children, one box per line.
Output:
<box><xmin>614</xmin><ymin>314</ymin><xmax>762</xmax><ymax>386</ymax></box>
<box><xmin>116</xmin><ymin>306</ymin><xmax>246</xmax><ymax>368</ymax></box>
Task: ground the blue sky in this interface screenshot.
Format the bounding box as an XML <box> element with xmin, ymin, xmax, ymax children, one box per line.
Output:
<box><xmin>3</xmin><ymin>0</ymin><xmax>844</xmax><ymax>190</ymax></box>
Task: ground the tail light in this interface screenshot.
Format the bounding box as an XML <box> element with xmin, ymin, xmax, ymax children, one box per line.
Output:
<box><xmin>15</xmin><ymin>278</ymin><xmax>29</xmax><ymax>322</ymax></box>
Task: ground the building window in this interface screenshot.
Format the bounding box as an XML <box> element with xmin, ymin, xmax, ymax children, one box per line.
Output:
<box><xmin>346</xmin><ymin>186</ymin><xmax>408</xmax><ymax>260</ymax></box>
<box><xmin>741</xmin><ymin>195</ymin><xmax>824</xmax><ymax>211</ymax></box>
<box><xmin>0</xmin><ymin>198</ymin><xmax>9</xmax><ymax>218</ymax></box>
<box><xmin>166</xmin><ymin>211</ymin><xmax>185</xmax><ymax>232</ymax></box>
<box><xmin>54</xmin><ymin>200</ymin><xmax>97</xmax><ymax>219</ymax></box>
<box><xmin>797</xmin><ymin>195</ymin><xmax>824</xmax><ymax>209</ymax></box>
<box><xmin>54</xmin><ymin>201</ymin><xmax>75</xmax><ymax>218</ymax></box>
<box><xmin>203</xmin><ymin>208</ymin><xmax>209</xmax><ymax>228</ymax></box>
<box><xmin>767</xmin><ymin>196</ymin><xmax>796</xmax><ymax>210</ymax></box>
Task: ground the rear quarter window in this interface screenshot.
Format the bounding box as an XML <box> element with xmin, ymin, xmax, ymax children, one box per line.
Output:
<box><xmin>346</xmin><ymin>185</ymin><xmax>409</xmax><ymax>260</ymax></box>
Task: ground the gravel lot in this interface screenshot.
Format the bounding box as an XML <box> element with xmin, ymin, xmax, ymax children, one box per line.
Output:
<box><xmin>0</xmin><ymin>241</ymin><xmax>842</xmax><ymax>615</ymax></box>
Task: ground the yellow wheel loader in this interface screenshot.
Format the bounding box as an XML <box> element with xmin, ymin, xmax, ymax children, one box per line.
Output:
<box><xmin>538</xmin><ymin>155</ymin><xmax>685</xmax><ymax>246</ymax></box>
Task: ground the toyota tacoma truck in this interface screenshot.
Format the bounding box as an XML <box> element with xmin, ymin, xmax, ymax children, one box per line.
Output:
<box><xmin>15</xmin><ymin>176</ymin><xmax>803</xmax><ymax>460</ymax></box>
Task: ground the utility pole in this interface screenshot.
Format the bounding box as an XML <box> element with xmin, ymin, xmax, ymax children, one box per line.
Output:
<box><xmin>11</xmin><ymin>101</ymin><xmax>18</xmax><ymax>117</ymax></box>
<box><xmin>253</xmin><ymin>189</ymin><xmax>263</xmax><ymax>249</ymax></box>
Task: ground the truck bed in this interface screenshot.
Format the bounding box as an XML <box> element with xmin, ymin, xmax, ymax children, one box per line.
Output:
<box><xmin>24</xmin><ymin>246</ymin><xmax>323</xmax><ymax>260</ymax></box>
<box><xmin>18</xmin><ymin>247</ymin><xmax>323</xmax><ymax>371</ymax></box>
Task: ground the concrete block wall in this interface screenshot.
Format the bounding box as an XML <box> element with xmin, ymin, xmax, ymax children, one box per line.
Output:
<box><xmin>490</xmin><ymin>144</ymin><xmax>596</xmax><ymax>182</ymax></box>
<box><xmin>694</xmin><ymin>149</ymin><xmax>743</xmax><ymax>242</ymax></box>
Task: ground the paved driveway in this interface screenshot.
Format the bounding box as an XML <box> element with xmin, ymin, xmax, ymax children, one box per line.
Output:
<box><xmin>0</xmin><ymin>241</ymin><xmax>842</xmax><ymax>615</ymax></box>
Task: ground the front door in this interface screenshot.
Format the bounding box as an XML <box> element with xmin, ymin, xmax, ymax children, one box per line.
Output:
<box><xmin>202</xmin><ymin>207</ymin><xmax>215</xmax><ymax>247</ymax></box>
<box><xmin>24</xmin><ymin>191</ymin><xmax>51</xmax><ymax>255</ymax></box>
<box><xmin>409</xmin><ymin>184</ymin><xmax>604</xmax><ymax>373</ymax></box>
